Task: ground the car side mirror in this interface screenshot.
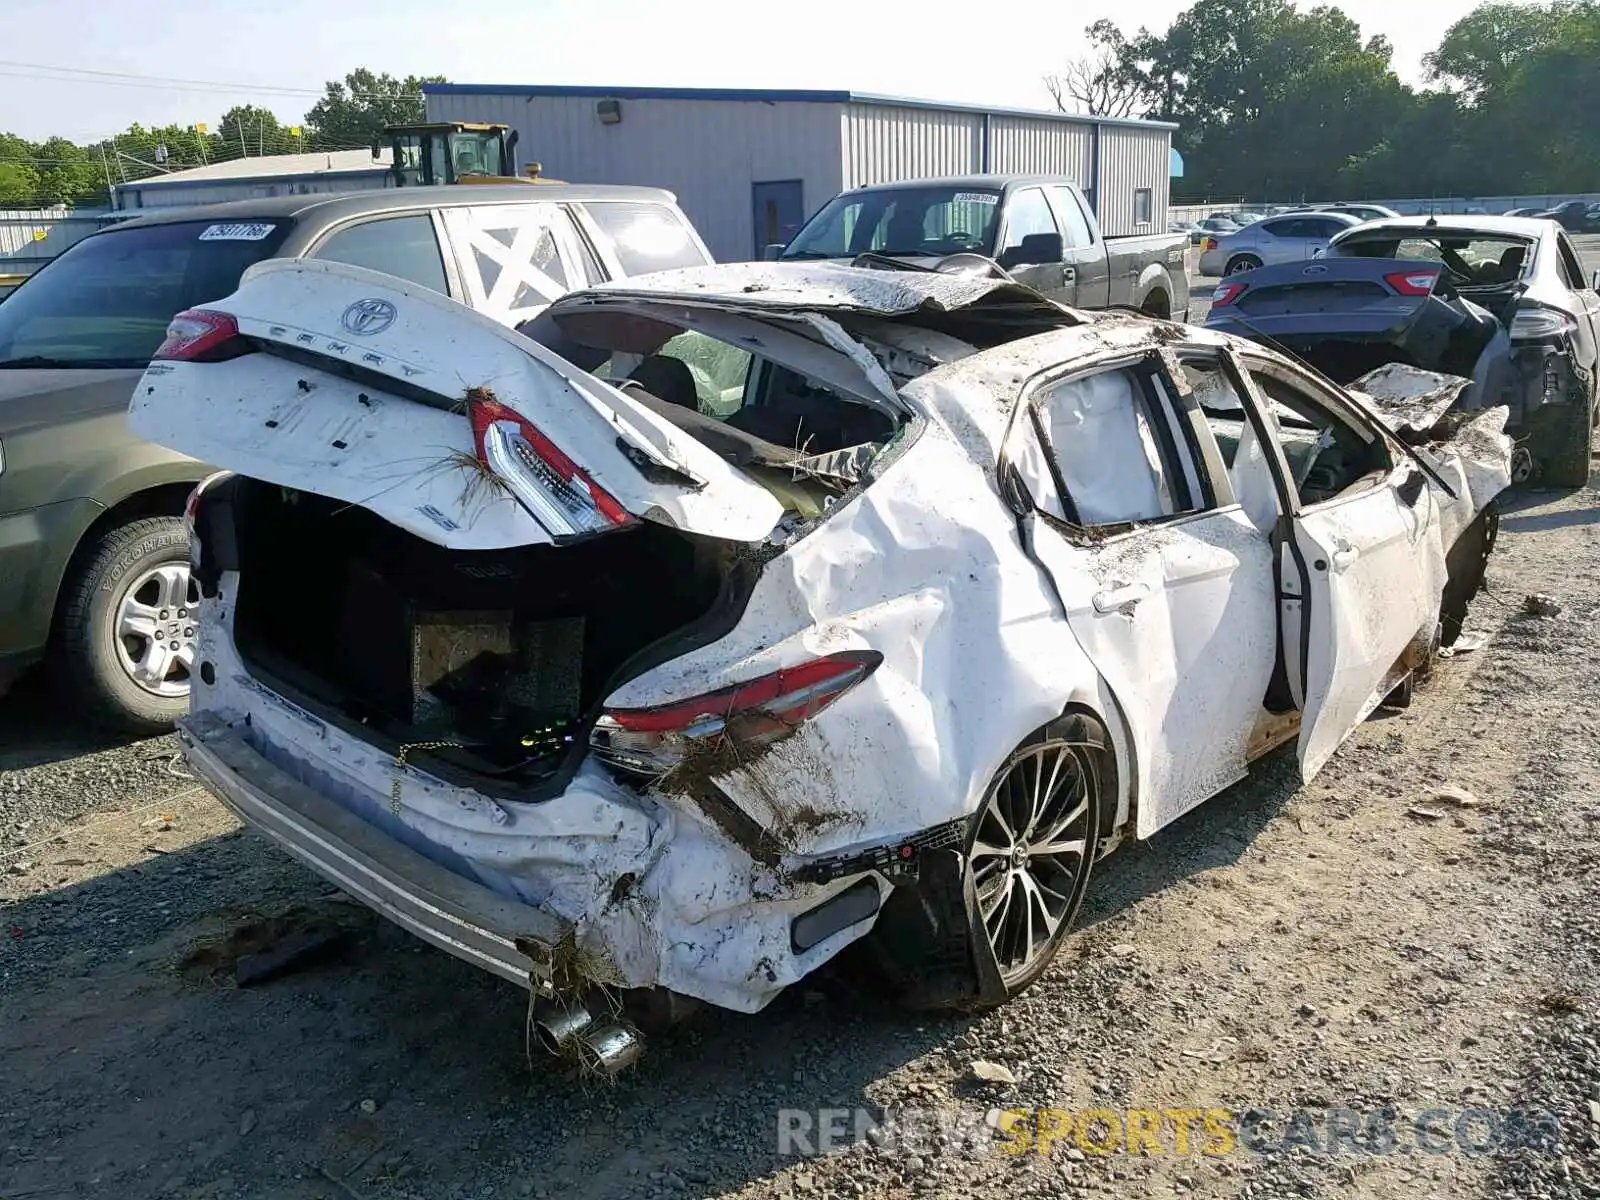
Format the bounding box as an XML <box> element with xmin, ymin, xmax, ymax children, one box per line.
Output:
<box><xmin>762</xmin><ymin>243</ymin><xmax>786</xmax><ymax>262</ymax></box>
<box><xmin>1000</xmin><ymin>232</ymin><xmax>1064</xmax><ymax>270</ymax></box>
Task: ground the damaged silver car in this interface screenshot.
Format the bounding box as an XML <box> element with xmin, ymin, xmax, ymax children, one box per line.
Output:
<box><xmin>1206</xmin><ymin>215</ymin><xmax>1600</xmax><ymax>486</ymax></box>
<box><xmin>128</xmin><ymin>259</ymin><xmax>1513</xmax><ymax>1073</ymax></box>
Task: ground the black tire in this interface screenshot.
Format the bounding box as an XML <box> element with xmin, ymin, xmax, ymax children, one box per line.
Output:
<box><xmin>1225</xmin><ymin>255</ymin><xmax>1263</xmax><ymax>276</ymax></box>
<box><xmin>1440</xmin><ymin>501</ymin><xmax>1499</xmax><ymax>648</ymax></box>
<box><xmin>54</xmin><ymin>516</ymin><xmax>195</xmax><ymax>735</ymax></box>
<box><xmin>1540</xmin><ymin>398</ymin><xmax>1595</xmax><ymax>489</ymax></box>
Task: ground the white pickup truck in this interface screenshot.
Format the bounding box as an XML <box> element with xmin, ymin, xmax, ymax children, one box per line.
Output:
<box><xmin>774</xmin><ymin>174</ymin><xmax>1190</xmax><ymax>320</ymax></box>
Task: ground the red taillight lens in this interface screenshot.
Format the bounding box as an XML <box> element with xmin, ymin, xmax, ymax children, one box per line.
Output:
<box><xmin>1201</xmin><ymin>237</ymin><xmax>1218</xmax><ymax>251</ymax></box>
<box><xmin>468</xmin><ymin>394</ymin><xmax>634</xmax><ymax>539</ymax></box>
<box><xmin>1384</xmin><ymin>270</ymin><xmax>1438</xmax><ymax>297</ymax></box>
<box><xmin>591</xmin><ymin>650</ymin><xmax>883</xmax><ymax>775</ymax></box>
<box><xmin>153</xmin><ymin>308</ymin><xmax>240</xmax><ymax>361</ymax></box>
<box><xmin>1211</xmin><ymin>282</ymin><xmax>1247</xmax><ymax>307</ymax></box>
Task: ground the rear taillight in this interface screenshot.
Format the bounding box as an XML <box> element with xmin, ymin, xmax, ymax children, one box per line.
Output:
<box><xmin>1201</xmin><ymin>237</ymin><xmax>1218</xmax><ymax>251</ymax></box>
<box><xmin>1211</xmin><ymin>282</ymin><xmax>1247</xmax><ymax>308</ymax></box>
<box><xmin>468</xmin><ymin>394</ymin><xmax>634</xmax><ymax>539</ymax></box>
<box><xmin>154</xmin><ymin>309</ymin><xmax>241</xmax><ymax>361</ymax></box>
<box><xmin>590</xmin><ymin>650</ymin><xmax>883</xmax><ymax>776</ymax></box>
<box><xmin>1383</xmin><ymin>270</ymin><xmax>1439</xmax><ymax>297</ymax></box>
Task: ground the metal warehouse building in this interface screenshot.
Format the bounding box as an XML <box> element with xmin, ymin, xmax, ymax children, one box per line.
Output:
<box><xmin>112</xmin><ymin>149</ymin><xmax>393</xmax><ymax>211</ymax></box>
<box><xmin>424</xmin><ymin>84</ymin><xmax>1178</xmax><ymax>262</ymax></box>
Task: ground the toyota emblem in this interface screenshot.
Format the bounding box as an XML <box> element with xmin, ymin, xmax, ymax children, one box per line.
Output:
<box><xmin>341</xmin><ymin>298</ymin><xmax>397</xmax><ymax>336</ymax></box>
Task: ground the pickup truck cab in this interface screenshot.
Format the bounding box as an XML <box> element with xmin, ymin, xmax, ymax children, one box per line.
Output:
<box><xmin>775</xmin><ymin>174</ymin><xmax>1189</xmax><ymax>320</ymax></box>
<box><xmin>0</xmin><ymin>185</ymin><xmax>713</xmax><ymax>730</ymax></box>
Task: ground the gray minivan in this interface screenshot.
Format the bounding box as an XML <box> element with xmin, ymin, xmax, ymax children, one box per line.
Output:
<box><xmin>0</xmin><ymin>185</ymin><xmax>713</xmax><ymax>731</ymax></box>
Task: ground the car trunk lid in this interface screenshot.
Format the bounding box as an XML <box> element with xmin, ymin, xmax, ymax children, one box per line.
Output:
<box><xmin>127</xmin><ymin>258</ymin><xmax>786</xmax><ymax>551</ymax></box>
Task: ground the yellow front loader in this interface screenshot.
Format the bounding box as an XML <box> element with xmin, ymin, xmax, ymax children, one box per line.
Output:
<box><xmin>374</xmin><ymin>122</ymin><xmax>560</xmax><ymax>186</ymax></box>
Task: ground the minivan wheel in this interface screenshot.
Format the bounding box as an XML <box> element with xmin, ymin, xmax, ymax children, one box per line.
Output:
<box><xmin>1225</xmin><ymin>255</ymin><xmax>1263</xmax><ymax>276</ymax></box>
<box><xmin>55</xmin><ymin>516</ymin><xmax>196</xmax><ymax>735</ymax></box>
<box><xmin>967</xmin><ymin>718</ymin><xmax>1105</xmax><ymax>998</ymax></box>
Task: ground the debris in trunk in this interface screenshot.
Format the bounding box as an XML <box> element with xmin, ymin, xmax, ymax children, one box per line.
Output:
<box><xmin>1524</xmin><ymin>593</ymin><xmax>1562</xmax><ymax>617</ymax></box>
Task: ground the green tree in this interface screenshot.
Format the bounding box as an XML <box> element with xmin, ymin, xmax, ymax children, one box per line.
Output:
<box><xmin>217</xmin><ymin>105</ymin><xmax>301</xmax><ymax>158</ymax></box>
<box><xmin>31</xmin><ymin>138</ymin><xmax>105</xmax><ymax>207</ymax></box>
<box><xmin>303</xmin><ymin>69</ymin><xmax>447</xmax><ymax>148</ymax></box>
<box><xmin>1424</xmin><ymin>1</ymin><xmax>1563</xmax><ymax>100</ymax></box>
<box><xmin>1101</xmin><ymin>0</ymin><xmax>1410</xmax><ymax>199</ymax></box>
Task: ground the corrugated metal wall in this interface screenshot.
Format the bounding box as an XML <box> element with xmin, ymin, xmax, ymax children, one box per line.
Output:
<box><xmin>427</xmin><ymin>92</ymin><xmax>845</xmax><ymax>262</ymax></box>
<box><xmin>986</xmin><ymin>116</ymin><xmax>1094</xmax><ymax>182</ymax></box>
<box><xmin>1096</xmin><ymin>125</ymin><xmax>1170</xmax><ymax>236</ymax></box>
<box><xmin>117</xmin><ymin>172</ymin><xmax>391</xmax><ymax>210</ymax></box>
<box><xmin>0</xmin><ymin>207</ymin><xmax>118</xmax><ymax>278</ymax></box>
<box><xmin>840</xmin><ymin>104</ymin><xmax>983</xmax><ymax>188</ymax></box>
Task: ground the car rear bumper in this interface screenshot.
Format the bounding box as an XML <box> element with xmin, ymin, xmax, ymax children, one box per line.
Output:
<box><xmin>176</xmin><ymin>709</ymin><xmax>572</xmax><ymax>994</ymax></box>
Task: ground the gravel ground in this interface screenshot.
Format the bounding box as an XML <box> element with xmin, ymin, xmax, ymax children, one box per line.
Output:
<box><xmin>1</xmin><ymin>242</ymin><xmax>1597</xmax><ymax>1200</ymax></box>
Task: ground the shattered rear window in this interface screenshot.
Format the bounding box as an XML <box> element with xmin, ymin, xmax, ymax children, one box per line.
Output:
<box><xmin>1338</xmin><ymin>234</ymin><xmax>1534</xmax><ymax>286</ymax></box>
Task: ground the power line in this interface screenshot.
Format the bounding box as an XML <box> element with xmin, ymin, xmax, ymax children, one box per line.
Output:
<box><xmin>0</xmin><ymin>60</ymin><xmax>426</xmax><ymax>101</ymax></box>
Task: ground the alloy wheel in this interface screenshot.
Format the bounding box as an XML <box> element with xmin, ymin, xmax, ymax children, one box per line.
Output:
<box><xmin>114</xmin><ymin>563</ymin><xmax>200</xmax><ymax>698</ymax></box>
<box><xmin>971</xmin><ymin>740</ymin><xmax>1095</xmax><ymax>985</ymax></box>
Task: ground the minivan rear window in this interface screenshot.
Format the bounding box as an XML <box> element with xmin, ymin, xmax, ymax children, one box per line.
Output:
<box><xmin>0</xmin><ymin>219</ymin><xmax>291</xmax><ymax>369</ymax></box>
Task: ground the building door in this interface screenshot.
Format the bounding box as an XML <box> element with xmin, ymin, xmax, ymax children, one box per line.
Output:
<box><xmin>752</xmin><ymin>180</ymin><xmax>804</xmax><ymax>259</ymax></box>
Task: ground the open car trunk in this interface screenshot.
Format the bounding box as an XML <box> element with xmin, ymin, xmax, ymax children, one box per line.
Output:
<box><xmin>224</xmin><ymin>476</ymin><xmax>753</xmax><ymax>794</ymax></box>
<box><xmin>1206</xmin><ymin>257</ymin><xmax>1518</xmax><ymax>406</ymax></box>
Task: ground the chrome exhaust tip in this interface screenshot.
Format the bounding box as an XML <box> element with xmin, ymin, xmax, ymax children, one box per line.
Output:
<box><xmin>577</xmin><ymin>1021</ymin><xmax>644</xmax><ymax>1076</ymax></box>
<box><xmin>532</xmin><ymin>1002</ymin><xmax>595</xmax><ymax>1055</ymax></box>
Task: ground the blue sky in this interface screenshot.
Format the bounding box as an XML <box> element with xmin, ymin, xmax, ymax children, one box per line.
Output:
<box><xmin>2</xmin><ymin>0</ymin><xmax>1505</xmax><ymax>143</ymax></box>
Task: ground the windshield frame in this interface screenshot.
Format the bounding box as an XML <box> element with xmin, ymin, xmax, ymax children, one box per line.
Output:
<box><xmin>781</xmin><ymin>185</ymin><xmax>1005</xmax><ymax>261</ymax></box>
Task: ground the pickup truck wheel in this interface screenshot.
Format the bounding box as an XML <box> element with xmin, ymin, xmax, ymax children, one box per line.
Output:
<box><xmin>1225</xmin><ymin>255</ymin><xmax>1263</xmax><ymax>276</ymax></box>
<box><xmin>1540</xmin><ymin>398</ymin><xmax>1595</xmax><ymax>488</ymax></box>
<box><xmin>54</xmin><ymin>516</ymin><xmax>196</xmax><ymax>735</ymax></box>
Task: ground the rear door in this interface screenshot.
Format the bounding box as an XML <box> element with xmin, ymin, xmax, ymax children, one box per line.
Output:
<box><xmin>1299</xmin><ymin>216</ymin><xmax>1350</xmax><ymax>261</ymax></box>
<box><xmin>127</xmin><ymin>258</ymin><xmax>785</xmax><ymax>551</ymax></box>
<box><xmin>437</xmin><ymin>202</ymin><xmax>590</xmax><ymax>324</ymax></box>
<box><xmin>1003</xmin><ymin>349</ymin><xmax>1280</xmax><ymax>835</ymax></box>
<box><xmin>1238</xmin><ymin>355</ymin><xmax>1442</xmax><ymax>779</ymax></box>
<box><xmin>1045</xmin><ymin>185</ymin><xmax>1111</xmax><ymax>307</ymax></box>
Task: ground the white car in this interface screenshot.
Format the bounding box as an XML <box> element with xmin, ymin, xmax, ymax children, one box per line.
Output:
<box><xmin>130</xmin><ymin>259</ymin><xmax>1512</xmax><ymax>1073</ymax></box>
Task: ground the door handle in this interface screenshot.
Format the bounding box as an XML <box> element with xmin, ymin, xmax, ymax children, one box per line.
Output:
<box><xmin>1062</xmin><ymin>266</ymin><xmax>1077</xmax><ymax>281</ymax></box>
<box><xmin>1092</xmin><ymin>583</ymin><xmax>1150</xmax><ymax>614</ymax></box>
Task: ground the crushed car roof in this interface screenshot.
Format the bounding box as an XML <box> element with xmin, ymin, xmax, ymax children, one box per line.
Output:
<box><xmin>559</xmin><ymin>261</ymin><xmax>1084</xmax><ymax>320</ymax></box>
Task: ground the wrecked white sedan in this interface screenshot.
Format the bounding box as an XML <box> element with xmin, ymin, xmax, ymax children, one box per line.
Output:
<box><xmin>129</xmin><ymin>258</ymin><xmax>1511</xmax><ymax>1073</ymax></box>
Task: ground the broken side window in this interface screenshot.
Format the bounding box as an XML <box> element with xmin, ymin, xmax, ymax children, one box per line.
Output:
<box><xmin>1031</xmin><ymin>366</ymin><xmax>1204</xmax><ymax>527</ymax></box>
<box><xmin>1245</xmin><ymin>366</ymin><xmax>1391</xmax><ymax>507</ymax></box>
<box><xmin>1183</xmin><ymin>357</ymin><xmax>1279</xmax><ymax>532</ymax></box>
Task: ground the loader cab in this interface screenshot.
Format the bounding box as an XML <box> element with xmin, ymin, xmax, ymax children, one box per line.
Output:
<box><xmin>376</xmin><ymin>122</ymin><xmax>521</xmax><ymax>186</ymax></box>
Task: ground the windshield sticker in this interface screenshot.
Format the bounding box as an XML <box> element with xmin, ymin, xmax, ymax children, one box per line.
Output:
<box><xmin>199</xmin><ymin>223</ymin><xmax>276</xmax><ymax>242</ymax></box>
<box><xmin>953</xmin><ymin>193</ymin><xmax>1000</xmax><ymax>205</ymax></box>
